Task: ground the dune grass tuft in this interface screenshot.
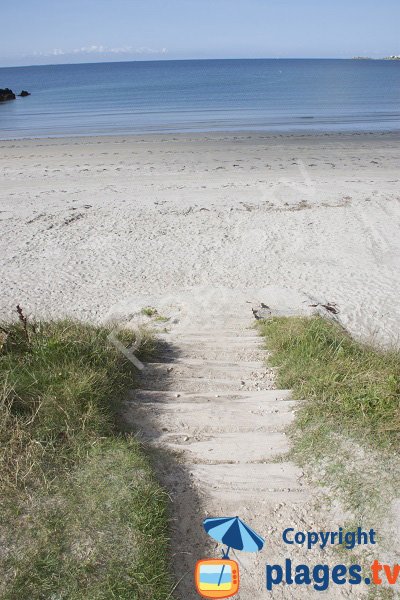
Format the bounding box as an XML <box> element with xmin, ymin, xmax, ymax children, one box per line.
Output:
<box><xmin>257</xmin><ymin>316</ymin><xmax>400</xmax><ymax>452</ymax></box>
<box><xmin>258</xmin><ymin>316</ymin><xmax>399</xmax><ymax>590</ymax></box>
<box><xmin>0</xmin><ymin>318</ymin><xmax>173</xmax><ymax>600</ymax></box>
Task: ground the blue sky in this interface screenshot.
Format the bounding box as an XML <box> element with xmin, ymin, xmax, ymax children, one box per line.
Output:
<box><xmin>1</xmin><ymin>0</ymin><xmax>399</xmax><ymax>66</ymax></box>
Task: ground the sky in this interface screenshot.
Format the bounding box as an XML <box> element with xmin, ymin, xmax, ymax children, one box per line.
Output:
<box><xmin>1</xmin><ymin>0</ymin><xmax>400</xmax><ymax>67</ymax></box>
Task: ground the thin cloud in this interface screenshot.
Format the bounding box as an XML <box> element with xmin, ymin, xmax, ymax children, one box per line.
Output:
<box><xmin>32</xmin><ymin>45</ymin><xmax>167</xmax><ymax>58</ymax></box>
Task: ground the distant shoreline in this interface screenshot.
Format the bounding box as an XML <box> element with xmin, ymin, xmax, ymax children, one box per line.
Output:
<box><xmin>1</xmin><ymin>56</ymin><xmax>400</xmax><ymax>69</ymax></box>
<box><xmin>352</xmin><ymin>55</ymin><xmax>400</xmax><ymax>60</ymax></box>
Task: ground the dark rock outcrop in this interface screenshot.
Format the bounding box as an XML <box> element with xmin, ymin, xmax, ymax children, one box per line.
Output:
<box><xmin>0</xmin><ymin>88</ymin><xmax>16</xmax><ymax>102</ymax></box>
<box><xmin>19</xmin><ymin>90</ymin><xmax>31</xmax><ymax>97</ymax></box>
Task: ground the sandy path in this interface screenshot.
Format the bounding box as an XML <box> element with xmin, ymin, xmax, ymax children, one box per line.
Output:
<box><xmin>122</xmin><ymin>291</ymin><xmax>364</xmax><ymax>599</ymax></box>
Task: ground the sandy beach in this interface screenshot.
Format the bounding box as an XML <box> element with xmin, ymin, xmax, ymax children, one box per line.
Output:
<box><xmin>1</xmin><ymin>131</ymin><xmax>399</xmax><ymax>345</ymax></box>
<box><xmin>1</xmin><ymin>132</ymin><xmax>400</xmax><ymax>599</ymax></box>
<box><xmin>2</xmin><ymin>0</ymin><xmax>400</xmax><ymax>593</ymax></box>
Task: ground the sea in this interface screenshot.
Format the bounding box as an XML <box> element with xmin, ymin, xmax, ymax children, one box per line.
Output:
<box><xmin>0</xmin><ymin>59</ymin><xmax>399</xmax><ymax>139</ymax></box>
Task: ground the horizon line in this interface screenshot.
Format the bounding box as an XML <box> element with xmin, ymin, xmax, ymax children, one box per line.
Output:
<box><xmin>0</xmin><ymin>55</ymin><xmax>390</xmax><ymax>69</ymax></box>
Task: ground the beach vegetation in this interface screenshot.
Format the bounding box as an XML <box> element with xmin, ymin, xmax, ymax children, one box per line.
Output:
<box><xmin>257</xmin><ymin>316</ymin><xmax>400</xmax><ymax>523</ymax></box>
<box><xmin>141</xmin><ymin>306</ymin><xmax>170</xmax><ymax>323</ymax></box>
<box><xmin>141</xmin><ymin>306</ymin><xmax>158</xmax><ymax>317</ymax></box>
<box><xmin>257</xmin><ymin>316</ymin><xmax>399</xmax><ymax>451</ymax></box>
<box><xmin>0</xmin><ymin>315</ymin><xmax>173</xmax><ymax>599</ymax></box>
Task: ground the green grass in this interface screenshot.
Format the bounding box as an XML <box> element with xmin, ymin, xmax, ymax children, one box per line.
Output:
<box><xmin>0</xmin><ymin>319</ymin><xmax>173</xmax><ymax>600</ymax></box>
<box><xmin>257</xmin><ymin>316</ymin><xmax>399</xmax><ymax>452</ymax></box>
<box><xmin>141</xmin><ymin>307</ymin><xmax>169</xmax><ymax>323</ymax></box>
<box><xmin>141</xmin><ymin>306</ymin><xmax>158</xmax><ymax>318</ymax></box>
<box><xmin>257</xmin><ymin>316</ymin><xmax>400</xmax><ymax>528</ymax></box>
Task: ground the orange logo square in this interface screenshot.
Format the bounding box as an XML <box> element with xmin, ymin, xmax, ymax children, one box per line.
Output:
<box><xmin>195</xmin><ymin>559</ymin><xmax>239</xmax><ymax>598</ymax></box>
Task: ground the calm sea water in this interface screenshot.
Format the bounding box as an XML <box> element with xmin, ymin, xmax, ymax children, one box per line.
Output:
<box><xmin>0</xmin><ymin>59</ymin><xmax>400</xmax><ymax>139</ymax></box>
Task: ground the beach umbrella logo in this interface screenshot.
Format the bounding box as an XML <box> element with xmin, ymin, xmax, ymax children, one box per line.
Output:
<box><xmin>195</xmin><ymin>516</ymin><xmax>265</xmax><ymax>598</ymax></box>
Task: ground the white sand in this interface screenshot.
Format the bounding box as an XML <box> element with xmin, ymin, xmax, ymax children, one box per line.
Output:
<box><xmin>1</xmin><ymin>131</ymin><xmax>399</xmax><ymax>598</ymax></box>
<box><xmin>1</xmin><ymin>131</ymin><xmax>399</xmax><ymax>345</ymax></box>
